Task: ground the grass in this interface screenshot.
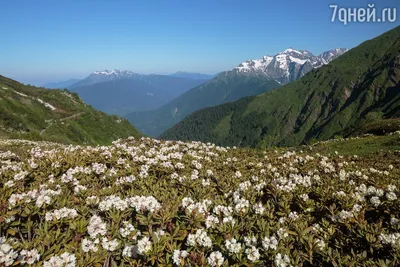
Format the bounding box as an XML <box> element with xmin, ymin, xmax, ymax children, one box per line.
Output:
<box><xmin>307</xmin><ymin>134</ymin><xmax>400</xmax><ymax>156</ymax></box>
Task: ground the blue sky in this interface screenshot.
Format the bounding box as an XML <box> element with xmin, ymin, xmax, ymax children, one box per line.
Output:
<box><xmin>0</xmin><ymin>0</ymin><xmax>398</xmax><ymax>85</ymax></box>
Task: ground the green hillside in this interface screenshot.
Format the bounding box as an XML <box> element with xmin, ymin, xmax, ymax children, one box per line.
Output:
<box><xmin>161</xmin><ymin>26</ymin><xmax>400</xmax><ymax>148</ymax></box>
<box><xmin>0</xmin><ymin>75</ymin><xmax>141</xmax><ymax>145</ymax></box>
<box><xmin>125</xmin><ymin>72</ymin><xmax>280</xmax><ymax>137</ymax></box>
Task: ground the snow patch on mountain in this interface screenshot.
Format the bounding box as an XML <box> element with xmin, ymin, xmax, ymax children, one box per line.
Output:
<box><xmin>289</xmin><ymin>56</ymin><xmax>308</xmax><ymax>65</ymax></box>
<box><xmin>92</xmin><ymin>70</ymin><xmax>139</xmax><ymax>77</ymax></box>
<box><xmin>10</xmin><ymin>88</ymin><xmax>57</xmax><ymax>111</ymax></box>
<box><xmin>37</xmin><ymin>98</ymin><xmax>56</xmax><ymax>111</ymax></box>
<box><xmin>275</xmin><ymin>54</ymin><xmax>289</xmax><ymax>69</ymax></box>
<box><xmin>13</xmin><ymin>91</ymin><xmax>29</xmax><ymax>97</ymax></box>
<box><xmin>236</xmin><ymin>56</ymin><xmax>273</xmax><ymax>73</ymax></box>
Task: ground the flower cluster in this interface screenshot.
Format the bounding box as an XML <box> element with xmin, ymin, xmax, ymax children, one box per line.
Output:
<box><xmin>43</xmin><ymin>252</ymin><xmax>76</xmax><ymax>267</ymax></box>
<box><xmin>45</xmin><ymin>208</ymin><xmax>78</xmax><ymax>221</ymax></box>
<box><xmin>0</xmin><ymin>238</ymin><xmax>18</xmax><ymax>266</ymax></box>
<box><xmin>187</xmin><ymin>229</ymin><xmax>212</xmax><ymax>248</ymax></box>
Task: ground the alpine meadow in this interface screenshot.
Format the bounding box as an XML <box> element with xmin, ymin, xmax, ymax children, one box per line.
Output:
<box><xmin>0</xmin><ymin>1</ymin><xmax>400</xmax><ymax>267</ymax></box>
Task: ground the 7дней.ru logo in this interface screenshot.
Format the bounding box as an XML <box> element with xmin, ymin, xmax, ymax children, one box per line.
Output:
<box><xmin>330</xmin><ymin>4</ymin><xmax>397</xmax><ymax>25</ymax></box>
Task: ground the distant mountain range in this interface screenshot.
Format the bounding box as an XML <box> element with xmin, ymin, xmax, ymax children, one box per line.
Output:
<box><xmin>0</xmin><ymin>75</ymin><xmax>141</xmax><ymax>145</ymax></box>
<box><xmin>161</xmin><ymin>26</ymin><xmax>400</xmax><ymax>147</ymax></box>
<box><xmin>169</xmin><ymin>71</ymin><xmax>216</xmax><ymax>80</ymax></box>
<box><xmin>69</xmin><ymin>70</ymin><xmax>141</xmax><ymax>89</ymax></box>
<box><xmin>67</xmin><ymin>70</ymin><xmax>208</xmax><ymax>115</ymax></box>
<box><xmin>234</xmin><ymin>48</ymin><xmax>347</xmax><ymax>84</ymax></box>
<box><xmin>125</xmin><ymin>47</ymin><xmax>347</xmax><ymax>137</ymax></box>
<box><xmin>68</xmin><ymin>70</ymin><xmax>215</xmax><ymax>89</ymax></box>
<box><xmin>42</xmin><ymin>79</ymin><xmax>80</xmax><ymax>89</ymax></box>
<box><xmin>125</xmin><ymin>72</ymin><xmax>280</xmax><ymax>137</ymax></box>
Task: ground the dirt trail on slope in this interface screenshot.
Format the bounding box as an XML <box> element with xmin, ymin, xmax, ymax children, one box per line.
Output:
<box><xmin>40</xmin><ymin>112</ymin><xmax>84</xmax><ymax>135</ymax></box>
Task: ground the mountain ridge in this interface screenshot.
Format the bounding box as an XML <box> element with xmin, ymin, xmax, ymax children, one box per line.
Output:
<box><xmin>69</xmin><ymin>70</ymin><xmax>214</xmax><ymax>88</ymax></box>
<box><xmin>233</xmin><ymin>47</ymin><xmax>347</xmax><ymax>84</ymax></box>
<box><xmin>68</xmin><ymin>72</ymin><xmax>208</xmax><ymax>115</ymax></box>
<box><xmin>42</xmin><ymin>79</ymin><xmax>81</xmax><ymax>89</ymax></box>
<box><xmin>169</xmin><ymin>71</ymin><xmax>215</xmax><ymax>80</ymax></box>
<box><xmin>69</xmin><ymin>70</ymin><xmax>142</xmax><ymax>88</ymax></box>
<box><xmin>160</xmin><ymin>26</ymin><xmax>400</xmax><ymax>148</ymax></box>
<box><xmin>0</xmin><ymin>75</ymin><xmax>141</xmax><ymax>145</ymax></box>
<box><xmin>125</xmin><ymin>47</ymin><xmax>347</xmax><ymax>137</ymax></box>
<box><xmin>125</xmin><ymin>71</ymin><xmax>281</xmax><ymax>137</ymax></box>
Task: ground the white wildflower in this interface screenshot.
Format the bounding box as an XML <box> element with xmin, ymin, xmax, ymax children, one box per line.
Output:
<box><xmin>225</xmin><ymin>238</ymin><xmax>242</xmax><ymax>254</ymax></box>
<box><xmin>0</xmin><ymin>241</ymin><xmax>18</xmax><ymax>266</ymax></box>
<box><xmin>315</xmin><ymin>238</ymin><xmax>326</xmax><ymax>250</ymax></box>
<box><xmin>370</xmin><ymin>196</ymin><xmax>381</xmax><ymax>207</ymax></box>
<box><xmin>207</xmin><ymin>251</ymin><xmax>224</xmax><ymax>267</ymax></box>
<box><xmin>253</xmin><ymin>202</ymin><xmax>265</xmax><ymax>214</ymax></box>
<box><xmin>300</xmin><ymin>194</ymin><xmax>309</xmax><ymax>201</ymax></box>
<box><xmin>172</xmin><ymin>250</ymin><xmax>189</xmax><ymax>266</ymax></box>
<box><xmin>87</xmin><ymin>215</ymin><xmax>107</xmax><ymax>238</ymax></box>
<box><xmin>245</xmin><ymin>246</ymin><xmax>260</xmax><ymax>262</ymax></box>
<box><xmin>206</xmin><ymin>215</ymin><xmax>219</xmax><ymax>229</ymax></box>
<box><xmin>101</xmin><ymin>237</ymin><xmax>119</xmax><ymax>251</ymax></box>
<box><xmin>277</xmin><ymin>228</ymin><xmax>289</xmax><ymax>239</ymax></box>
<box><xmin>386</xmin><ymin>192</ymin><xmax>397</xmax><ymax>201</ymax></box>
<box><xmin>137</xmin><ymin>236</ymin><xmax>152</xmax><ymax>255</ymax></box>
<box><xmin>187</xmin><ymin>229</ymin><xmax>212</xmax><ymax>248</ymax></box>
<box><xmin>262</xmin><ymin>235</ymin><xmax>278</xmax><ymax>250</ymax></box>
<box><xmin>81</xmin><ymin>238</ymin><xmax>99</xmax><ymax>253</ymax></box>
<box><xmin>274</xmin><ymin>253</ymin><xmax>291</xmax><ymax>267</ymax></box>
<box><xmin>19</xmin><ymin>249</ymin><xmax>40</xmax><ymax>265</ymax></box>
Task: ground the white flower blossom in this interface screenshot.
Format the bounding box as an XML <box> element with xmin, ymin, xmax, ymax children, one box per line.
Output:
<box><xmin>207</xmin><ymin>251</ymin><xmax>224</xmax><ymax>267</ymax></box>
<box><xmin>45</xmin><ymin>208</ymin><xmax>78</xmax><ymax>221</ymax></box>
<box><xmin>172</xmin><ymin>250</ymin><xmax>188</xmax><ymax>266</ymax></box>
<box><xmin>386</xmin><ymin>192</ymin><xmax>397</xmax><ymax>201</ymax></box>
<box><xmin>245</xmin><ymin>246</ymin><xmax>260</xmax><ymax>262</ymax></box>
<box><xmin>187</xmin><ymin>229</ymin><xmax>212</xmax><ymax>248</ymax></box>
<box><xmin>19</xmin><ymin>249</ymin><xmax>40</xmax><ymax>265</ymax></box>
<box><xmin>87</xmin><ymin>215</ymin><xmax>107</xmax><ymax>239</ymax></box>
<box><xmin>370</xmin><ymin>196</ymin><xmax>381</xmax><ymax>207</ymax></box>
<box><xmin>137</xmin><ymin>236</ymin><xmax>152</xmax><ymax>255</ymax></box>
<box><xmin>81</xmin><ymin>238</ymin><xmax>99</xmax><ymax>253</ymax></box>
<box><xmin>225</xmin><ymin>238</ymin><xmax>242</xmax><ymax>254</ymax></box>
<box><xmin>253</xmin><ymin>202</ymin><xmax>265</xmax><ymax>214</ymax></box>
<box><xmin>0</xmin><ymin>241</ymin><xmax>18</xmax><ymax>266</ymax></box>
<box><xmin>43</xmin><ymin>252</ymin><xmax>76</xmax><ymax>267</ymax></box>
<box><xmin>274</xmin><ymin>253</ymin><xmax>292</xmax><ymax>267</ymax></box>
<box><xmin>101</xmin><ymin>237</ymin><xmax>119</xmax><ymax>251</ymax></box>
<box><xmin>262</xmin><ymin>235</ymin><xmax>278</xmax><ymax>250</ymax></box>
<box><xmin>206</xmin><ymin>215</ymin><xmax>219</xmax><ymax>229</ymax></box>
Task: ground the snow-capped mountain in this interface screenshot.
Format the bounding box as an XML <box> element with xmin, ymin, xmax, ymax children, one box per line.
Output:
<box><xmin>69</xmin><ymin>70</ymin><xmax>142</xmax><ymax>88</ymax></box>
<box><xmin>233</xmin><ymin>48</ymin><xmax>348</xmax><ymax>84</ymax></box>
<box><xmin>316</xmin><ymin>48</ymin><xmax>348</xmax><ymax>67</ymax></box>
